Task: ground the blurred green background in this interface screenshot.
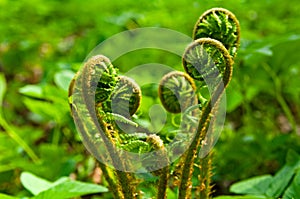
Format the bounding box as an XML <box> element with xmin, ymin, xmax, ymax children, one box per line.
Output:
<box><xmin>0</xmin><ymin>0</ymin><xmax>300</xmax><ymax>198</ymax></box>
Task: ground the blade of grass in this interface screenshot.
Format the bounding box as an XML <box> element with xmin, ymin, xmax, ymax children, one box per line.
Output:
<box><xmin>0</xmin><ymin>117</ymin><xmax>40</xmax><ymax>163</ymax></box>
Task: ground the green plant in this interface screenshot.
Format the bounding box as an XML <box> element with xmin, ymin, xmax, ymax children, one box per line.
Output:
<box><xmin>69</xmin><ymin>54</ymin><xmax>169</xmax><ymax>199</ymax></box>
<box><xmin>177</xmin><ymin>8</ymin><xmax>240</xmax><ymax>198</ymax></box>
<box><xmin>161</xmin><ymin>8</ymin><xmax>240</xmax><ymax>199</ymax></box>
<box><xmin>68</xmin><ymin>7</ymin><xmax>240</xmax><ymax>199</ymax></box>
<box><xmin>215</xmin><ymin>150</ymin><xmax>300</xmax><ymax>199</ymax></box>
<box><xmin>0</xmin><ymin>171</ymin><xmax>108</xmax><ymax>199</ymax></box>
<box><xmin>1</xmin><ymin>0</ymin><xmax>300</xmax><ymax>198</ymax></box>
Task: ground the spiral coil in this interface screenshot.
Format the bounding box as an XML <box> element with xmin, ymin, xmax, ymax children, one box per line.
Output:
<box><xmin>193</xmin><ymin>8</ymin><xmax>240</xmax><ymax>58</ymax></box>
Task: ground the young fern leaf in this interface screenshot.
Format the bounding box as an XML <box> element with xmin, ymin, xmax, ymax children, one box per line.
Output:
<box><xmin>69</xmin><ymin>55</ymin><xmax>140</xmax><ymax>199</ymax></box>
<box><xmin>183</xmin><ymin>38</ymin><xmax>232</xmax><ymax>85</ymax></box>
<box><xmin>115</xmin><ymin>133</ymin><xmax>150</xmax><ymax>154</ymax></box>
<box><xmin>103</xmin><ymin>76</ymin><xmax>141</xmax><ymax>117</ymax></box>
<box><xmin>83</xmin><ymin>55</ymin><xmax>119</xmax><ymax>104</ymax></box>
<box><xmin>119</xmin><ymin>132</ymin><xmax>148</xmax><ymax>144</ymax></box>
<box><xmin>158</xmin><ymin>71</ymin><xmax>197</xmax><ymax>113</ymax></box>
<box><xmin>193</xmin><ymin>8</ymin><xmax>240</xmax><ymax>58</ymax></box>
<box><xmin>120</xmin><ymin>140</ymin><xmax>150</xmax><ymax>153</ymax></box>
<box><xmin>178</xmin><ymin>38</ymin><xmax>233</xmax><ymax>199</ymax></box>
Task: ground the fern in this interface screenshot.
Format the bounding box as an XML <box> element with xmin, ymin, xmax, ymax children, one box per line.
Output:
<box><xmin>69</xmin><ymin>7</ymin><xmax>240</xmax><ymax>199</ymax></box>
<box><xmin>193</xmin><ymin>8</ymin><xmax>240</xmax><ymax>58</ymax></box>
<box><xmin>158</xmin><ymin>71</ymin><xmax>197</xmax><ymax>113</ymax></box>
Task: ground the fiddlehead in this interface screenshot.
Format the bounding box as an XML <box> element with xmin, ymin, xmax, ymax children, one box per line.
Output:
<box><xmin>158</xmin><ymin>71</ymin><xmax>197</xmax><ymax>113</ymax></box>
<box><xmin>82</xmin><ymin>55</ymin><xmax>119</xmax><ymax>104</ymax></box>
<box><xmin>70</xmin><ymin>54</ymin><xmax>173</xmax><ymax>198</ymax></box>
<box><xmin>69</xmin><ymin>55</ymin><xmax>141</xmax><ymax>199</ymax></box>
<box><xmin>98</xmin><ymin>75</ymin><xmax>152</xmax><ymax>156</ymax></box>
<box><xmin>102</xmin><ymin>75</ymin><xmax>141</xmax><ymax>117</ymax></box>
<box><xmin>183</xmin><ymin>38</ymin><xmax>233</xmax><ymax>85</ymax></box>
<box><xmin>193</xmin><ymin>8</ymin><xmax>240</xmax><ymax>58</ymax></box>
<box><xmin>187</xmin><ymin>9</ymin><xmax>240</xmax><ymax>198</ymax></box>
<box><xmin>178</xmin><ymin>38</ymin><xmax>234</xmax><ymax>199</ymax></box>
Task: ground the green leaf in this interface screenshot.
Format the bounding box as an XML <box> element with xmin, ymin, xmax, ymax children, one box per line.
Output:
<box><xmin>214</xmin><ymin>195</ymin><xmax>269</xmax><ymax>199</ymax></box>
<box><xmin>285</xmin><ymin>149</ymin><xmax>300</xmax><ymax>166</ymax></box>
<box><xmin>0</xmin><ymin>193</ymin><xmax>19</xmax><ymax>199</ymax></box>
<box><xmin>245</xmin><ymin>86</ymin><xmax>260</xmax><ymax>101</ymax></box>
<box><xmin>0</xmin><ymin>73</ymin><xmax>6</xmax><ymax>109</ymax></box>
<box><xmin>283</xmin><ymin>171</ymin><xmax>300</xmax><ymax>199</ymax></box>
<box><xmin>54</xmin><ymin>70</ymin><xmax>75</xmax><ymax>91</ymax></box>
<box><xmin>19</xmin><ymin>85</ymin><xmax>43</xmax><ymax>98</ymax></box>
<box><xmin>20</xmin><ymin>171</ymin><xmax>108</xmax><ymax>199</ymax></box>
<box><xmin>269</xmin><ymin>34</ymin><xmax>300</xmax><ymax>72</ymax></box>
<box><xmin>20</xmin><ymin>172</ymin><xmax>52</xmax><ymax>195</ymax></box>
<box><xmin>266</xmin><ymin>150</ymin><xmax>300</xmax><ymax>198</ymax></box>
<box><xmin>33</xmin><ymin>179</ymin><xmax>108</xmax><ymax>199</ymax></box>
<box><xmin>22</xmin><ymin>97</ymin><xmax>68</xmax><ymax>122</ymax></box>
<box><xmin>230</xmin><ymin>175</ymin><xmax>273</xmax><ymax>195</ymax></box>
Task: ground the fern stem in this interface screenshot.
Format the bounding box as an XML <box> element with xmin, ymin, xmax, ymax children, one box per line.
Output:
<box><xmin>178</xmin><ymin>56</ymin><xmax>232</xmax><ymax>198</ymax></box>
<box><xmin>77</xmin><ymin>63</ymin><xmax>137</xmax><ymax>198</ymax></box>
<box><xmin>157</xmin><ymin>161</ymin><xmax>169</xmax><ymax>199</ymax></box>
<box><xmin>71</xmin><ymin>107</ymin><xmax>125</xmax><ymax>199</ymax></box>
<box><xmin>96</xmin><ymin>116</ymin><xmax>137</xmax><ymax>199</ymax></box>
<box><xmin>197</xmin><ymin>152</ymin><xmax>213</xmax><ymax>199</ymax></box>
<box><xmin>178</xmin><ymin>100</ymin><xmax>213</xmax><ymax>199</ymax></box>
<box><xmin>117</xmin><ymin>171</ymin><xmax>137</xmax><ymax>199</ymax></box>
<box><xmin>98</xmin><ymin>163</ymin><xmax>124</xmax><ymax>199</ymax></box>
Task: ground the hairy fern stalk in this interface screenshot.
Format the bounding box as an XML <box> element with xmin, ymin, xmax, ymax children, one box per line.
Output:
<box><xmin>178</xmin><ymin>8</ymin><xmax>240</xmax><ymax>199</ymax></box>
<box><xmin>68</xmin><ymin>7</ymin><xmax>240</xmax><ymax>199</ymax></box>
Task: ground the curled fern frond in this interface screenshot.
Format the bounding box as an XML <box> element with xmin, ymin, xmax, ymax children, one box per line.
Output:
<box><xmin>193</xmin><ymin>8</ymin><xmax>240</xmax><ymax>58</ymax></box>
<box><xmin>103</xmin><ymin>76</ymin><xmax>141</xmax><ymax>117</ymax></box>
<box><xmin>182</xmin><ymin>38</ymin><xmax>233</xmax><ymax>86</ymax></box>
<box><xmin>81</xmin><ymin>55</ymin><xmax>119</xmax><ymax>104</ymax></box>
<box><xmin>69</xmin><ymin>55</ymin><xmax>139</xmax><ymax>198</ymax></box>
<box><xmin>179</xmin><ymin>31</ymin><xmax>235</xmax><ymax>199</ymax></box>
<box><xmin>158</xmin><ymin>71</ymin><xmax>197</xmax><ymax>114</ymax></box>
